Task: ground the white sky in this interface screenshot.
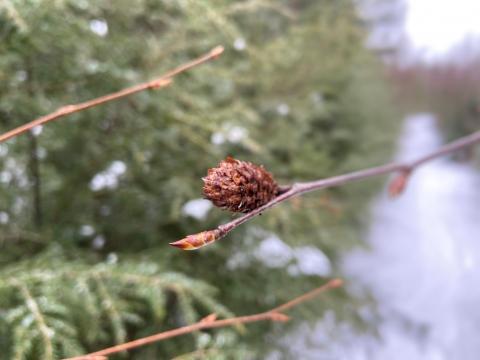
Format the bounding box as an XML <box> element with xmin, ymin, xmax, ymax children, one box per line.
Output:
<box><xmin>406</xmin><ymin>0</ymin><xmax>480</xmax><ymax>56</ymax></box>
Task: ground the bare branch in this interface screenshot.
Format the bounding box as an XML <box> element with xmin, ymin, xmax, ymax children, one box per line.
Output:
<box><xmin>63</xmin><ymin>278</ymin><xmax>343</xmax><ymax>360</ymax></box>
<box><xmin>171</xmin><ymin>129</ymin><xmax>480</xmax><ymax>250</ymax></box>
<box><xmin>0</xmin><ymin>46</ymin><xmax>224</xmax><ymax>144</ymax></box>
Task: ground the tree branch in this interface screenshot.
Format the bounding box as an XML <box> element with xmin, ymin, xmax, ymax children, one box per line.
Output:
<box><xmin>0</xmin><ymin>46</ymin><xmax>224</xmax><ymax>144</ymax></box>
<box><xmin>63</xmin><ymin>279</ymin><xmax>343</xmax><ymax>360</ymax></box>
<box><xmin>13</xmin><ymin>281</ymin><xmax>55</xmax><ymax>360</ymax></box>
<box><xmin>170</xmin><ymin>129</ymin><xmax>480</xmax><ymax>250</ymax></box>
<box><xmin>27</xmin><ymin>131</ymin><xmax>43</xmax><ymax>228</ymax></box>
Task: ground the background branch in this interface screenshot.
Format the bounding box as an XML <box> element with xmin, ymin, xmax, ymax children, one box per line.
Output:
<box><xmin>64</xmin><ymin>279</ymin><xmax>343</xmax><ymax>360</ymax></box>
<box><xmin>171</xmin><ymin>129</ymin><xmax>480</xmax><ymax>250</ymax></box>
<box><xmin>13</xmin><ymin>281</ymin><xmax>55</xmax><ymax>360</ymax></box>
<box><xmin>27</xmin><ymin>126</ymin><xmax>43</xmax><ymax>229</ymax></box>
<box><xmin>0</xmin><ymin>46</ymin><xmax>224</xmax><ymax>144</ymax></box>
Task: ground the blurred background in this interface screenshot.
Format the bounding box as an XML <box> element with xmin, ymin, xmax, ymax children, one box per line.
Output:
<box><xmin>0</xmin><ymin>0</ymin><xmax>479</xmax><ymax>359</ymax></box>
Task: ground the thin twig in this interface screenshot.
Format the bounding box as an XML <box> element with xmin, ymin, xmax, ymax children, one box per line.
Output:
<box><xmin>0</xmin><ymin>46</ymin><xmax>224</xmax><ymax>143</ymax></box>
<box><xmin>170</xmin><ymin>129</ymin><xmax>480</xmax><ymax>250</ymax></box>
<box><xmin>64</xmin><ymin>278</ymin><xmax>343</xmax><ymax>360</ymax></box>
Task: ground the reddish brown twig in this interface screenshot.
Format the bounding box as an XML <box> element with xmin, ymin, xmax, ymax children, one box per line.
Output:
<box><xmin>0</xmin><ymin>46</ymin><xmax>224</xmax><ymax>144</ymax></box>
<box><xmin>171</xmin><ymin>129</ymin><xmax>480</xmax><ymax>250</ymax></box>
<box><xmin>63</xmin><ymin>279</ymin><xmax>343</xmax><ymax>360</ymax></box>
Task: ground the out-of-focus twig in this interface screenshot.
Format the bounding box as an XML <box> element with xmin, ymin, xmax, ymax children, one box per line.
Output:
<box><xmin>0</xmin><ymin>46</ymin><xmax>224</xmax><ymax>143</ymax></box>
<box><xmin>171</xmin><ymin>129</ymin><xmax>480</xmax><ymax>250</ymax></box>
<box><xmin>63</xmin><ymin>278</ymin><xmax>343</xmax><ymax>360</ymax></box>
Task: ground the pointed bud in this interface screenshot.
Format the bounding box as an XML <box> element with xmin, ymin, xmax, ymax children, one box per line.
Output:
<box><xmin>203</xmin><ymin>157</ymin><xmax>279</xmax><ymax>213</ymax></box>
<box><xmin>169</xmin><ymin>229</ymin><xmax>224</xmax><ymax>250</ymax></box>
<box><xmin>200</xmin><ymin>313</ymin><xmax>218</xmax><ymax>323</ymax></box>
<box><xmin>269</xmin><ymin>312</ymin><xmax>290</xmax><ymax>322</ymax></box>
<box><xmin>329</xmin><ymin>278</ymin><xmax>344</xmax><ymax>288</ymax></box>
<box><xmin>388</xmin><ymin>170</ymin><xmax>411</xmax><ymax>198</ymax></box>
<box><xmin>210</xmin><ymin>45</ymin><xmax>224</xmax><ymax>59</ymax></box>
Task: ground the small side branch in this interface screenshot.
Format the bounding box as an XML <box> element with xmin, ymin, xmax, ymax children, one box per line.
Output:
<box><xmin>27</xmin><ymin>131</ymin><xmax>43</xmax><ymax>228</ymax></box>
<box><xmin>13</xmin><ymin>281</ymin><xmax>54</xmax><ymax>360</ymax></box>
<box><xmin>0</xmin><ymin>46</ymin><xmax>224</xmax><ymax>143</ymax></box>
<box><xmin>171</xmin><ymin>129</ymin><xmax>480</xmax><ymax>250</ymax></box>
<box><xmin>64</xmin><ymin>279</ymin><xmax>343</xmax><ymax>360</ymax></box>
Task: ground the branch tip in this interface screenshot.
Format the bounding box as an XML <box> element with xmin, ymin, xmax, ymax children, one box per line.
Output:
<box><xmin>388</xmin><ymin>169</ymin><xmax>411</xmax><ymax>198</ymax></box>
<box><xmin>200</xmin><ymin>313</ymin><xmax>218</xmax><ymax>323</ymax></box>
<box><xmin>210</xmin><ymin>45</ymin><xmax>225</xmax><ymax>58</ymax></box>
<box><xmin>168</xmin><ymin>239</ymin><xmax>196</xmax><ymax>250</ymax></box>
<box><xmin>329</xmin><ymin>278</ymin><xmax>344</xmax><ymax>288</ymax></box>
<box><xmin>268</xmin><ymin>312</ymin><xmax>290</xmax><ymax>322</ymax></box>
<box><xmin>170</xmin><ymin>229</ymin><xmax>223</xmax><ymax>250</ymax></box>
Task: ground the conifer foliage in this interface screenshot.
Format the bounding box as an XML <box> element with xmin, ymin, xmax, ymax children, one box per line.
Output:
<box><xmin>0</xmin><ymin>248</ymin><xmax>232</xmax><ymax>359</ymax></box>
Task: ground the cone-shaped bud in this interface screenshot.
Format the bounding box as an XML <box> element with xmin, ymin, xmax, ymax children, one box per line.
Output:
<box><xmin>203</xmin><ymin>157</ymin><xmax>279</xmax><ymax>213</ymax></box>
<box><xmin>269</xmin><ymin>312</ymin><xmax>290</xmax><ymax>322</ymax></box>
<box><xmin>169</xmin><ymin>229</ymin><xmax>223</xmax><ymax>250</ymax></box>
<box><xmin>388</xmin><ymin>170</ymin><xmax>411</xmax><ymax>198</ymax></box>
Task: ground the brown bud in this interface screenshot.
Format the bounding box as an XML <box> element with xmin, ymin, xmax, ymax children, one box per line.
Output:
<box><xmin>269</xmin><ymin>312</ymin><xmax>290</xmax><ymax>322</ymax></box>
<box><xmin>388</xmin><ymin>169</ymin><xmax>411</xmax><ymax>198</ymax></box>
<box><xmin>169</xmin><ymin>229</ymin><xmax>224</xmax><ymax>250</ymax></box>
<box><xmin>203</xmin><ymin>157</ymin><xmax>279</xmax><ymax>213</ymax></box>
<box><xmin>200</xmin><ymin>313</ymin><xmax>218</xmax><ymax>323</ymax></box>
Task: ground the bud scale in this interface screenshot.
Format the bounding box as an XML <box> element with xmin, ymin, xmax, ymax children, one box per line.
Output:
<box><xmin>202</xmin><ymin>157</ymin><xmax>278</xmax><ymax>213</ymax></box>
